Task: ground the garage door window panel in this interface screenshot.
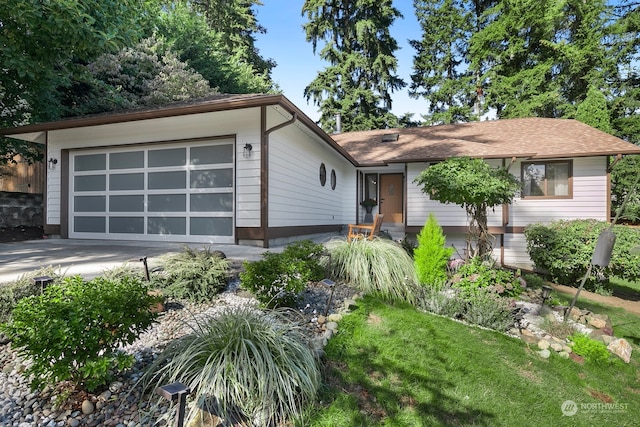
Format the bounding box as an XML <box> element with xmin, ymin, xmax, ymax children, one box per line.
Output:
<box><xmin>110</xmin><ymin>173</ymin><xmax>144</xmax><ymax>191</ymax></box>
<box><xmin>149</xmin><ymin>148</ymin><xmax>186</xmax><ymax>167</ymax></box>
<box><xmin>190</xmin><ymin>169</ymin><xmax>233</xmax><ymax>188</ymax></box>
<box><xmin>110</xmin><ymin>151</ymin><xmax>144</xmax><ymax>169</ymax></box>
<box><xmin>75</xmin><ymin>175</ymin><xmax>106</xmax><ymax>192</ymax></box>
<box><xmin>149</xmin><ymin>171</ymin><xmax>186</xmax><ymax>189</ymax></box>
<box><xmin>109</xmin><ymin>195</ymin><xmax>144</xmax><ymax>212</ymax></box>
<box><xmin>75</xmin><ymin>154</ymin><xmax>105</xmax><ymax>171</ymax></box>
<box><xmin>110</xmin><ymin>217</ymin><xmax>144</xmax><ymax>234</ymax></box>
<box><xmin>75</xmin><ymin>217</ymin><xmax>105</xmax><ymax>233</ymax></box>
<box><xmin>148</xmin><ymin>194</ymin><xmax>186</xmax><ymax>212</ymax></box>
<box><xmin>191</xmin><ymin>217</ymin><xmax>233</xmax><ymax>236</ymax></box>
<box><xmin>191</xmin><ymin>145</ymin><xmax>233</xmax><ymax>165</ymax></box>
<box><xmin>74</xmin><ymin>196</ymin><xmax>105</xmax><ymax>212</ymax></box>
<box><xmin>191</xmin><ymin>194</ymin><xmax>233</xmax><ymax>212</ymax></box>
<box><xmin>148</xmin><ymin>217</ymin><xmax>187</xmax><ymax>235</ymax></box>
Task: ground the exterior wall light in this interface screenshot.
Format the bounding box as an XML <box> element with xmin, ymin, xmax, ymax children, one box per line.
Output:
<box><xmin>243</xmin><ymin>143</ymin><xmax>253</xmax><ymax>158</ymax></box>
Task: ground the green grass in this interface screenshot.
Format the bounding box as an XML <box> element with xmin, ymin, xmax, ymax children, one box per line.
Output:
<box><xmin>609</xmin><ymin>276</ymin><xmax>640</xmax><ymax>298</ymax></box>
<box><xmin>553</xmin><ymin>292</ymin><xmax>640</xmax><ymax>347</ymax></box>
<box><xmin>299</xmin><ymin>297</ymin><xmax>640</xmax><ymax>426</ymax></box>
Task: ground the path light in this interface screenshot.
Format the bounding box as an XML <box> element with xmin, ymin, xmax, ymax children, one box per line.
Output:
<box><xmin>321</xmin><ymin>278</ymin><xmax>336</xmax><ymax>317</ymax></box>
<box><xmin>156</xmin><ymin>382</ymin><xmax>191</xmax><ymax>427</ymax></box>
<box><xmin>139</xmin><ymin>256</ymin><xmax>150</xmax><ymax>281</ymax></box>
<box><xmin>538</xmin><ymin>285</ymin><xmax>553</xmax><ymax>314</ymax></box>
<box><xmin>32</xmin><ymin>275</ymin><xmax>54</xmax><ymax>294</ymax></box>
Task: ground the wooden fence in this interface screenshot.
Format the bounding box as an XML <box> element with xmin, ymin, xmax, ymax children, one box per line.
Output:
<box><xmin>0</xmin><ymin>155</ymin><xmax>45</xmax><ymax>194</ymax></box>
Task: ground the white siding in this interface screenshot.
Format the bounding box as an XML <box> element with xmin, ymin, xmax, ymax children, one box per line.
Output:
<box><xmin>46</xmin><ymin>108</ymin><xmax>262</xmax><ymax>227</ymax></box>
<box><xmin>509</xmin><ymin>157</ymin><xmax>608</xmax><ymax>226</ymax></box>
<box><xmin>268</xmin><ymin>122</ymin><xmax>355</xmax><ymax>227</ymax></box>
<box><xmin>407</xmin><ymin>157</ymin><xmax>609</xmax><ymax>269</ymax></box>
<box><xmin>406</xmin><ymin>161</ymin><xmax>503</xmax><ymax>228</ymax></box>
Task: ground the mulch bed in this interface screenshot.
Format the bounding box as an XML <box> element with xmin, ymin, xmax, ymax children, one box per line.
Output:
<box><xmin>0</xmin><ymin>226</ymin><xmax>45</xmax><ymax>243</ymax></box>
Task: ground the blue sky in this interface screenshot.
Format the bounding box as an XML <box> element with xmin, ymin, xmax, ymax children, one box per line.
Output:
<box><xmin>254</xmin><ymin>1</ymin><xmax>424</xmax><ymax>123</ymax></box>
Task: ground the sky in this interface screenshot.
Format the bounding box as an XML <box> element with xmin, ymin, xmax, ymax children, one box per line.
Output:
<box><xmin>254</xmin><ymin>1</ymin><xmax>424</xmax><ymax>123</ymax></box>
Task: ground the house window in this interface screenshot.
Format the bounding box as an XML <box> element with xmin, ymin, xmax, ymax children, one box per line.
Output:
<box><xmin>319</xmin><ymin>163</ymin><xmax>326</xmax><ymax>186</ymax></box>
<box><xmin>331</xmin><ymin>169</ymin><xmax>337</xmax><ymax>190</ymax></box>
<box><xmin>365</xmin><ymin>173</ymin><xmax>378</xmax><ymax>200</ymax></box>
<box><xmin>522</xmin><ymin>160</ymin><xmax>572</xmax><ymax>198</ymax></box>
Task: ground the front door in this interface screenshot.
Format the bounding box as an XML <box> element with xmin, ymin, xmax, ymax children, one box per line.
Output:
<box><xmin>379</xmin><ymin>174</ymin><xmax>403</xmax><ymax>223</ymax></box>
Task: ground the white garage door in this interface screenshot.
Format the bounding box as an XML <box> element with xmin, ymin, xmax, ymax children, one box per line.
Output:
<box><xmin>69</xmin><ymin>139</ymin><xmax>235</xmax><ymax>243</ymax></box>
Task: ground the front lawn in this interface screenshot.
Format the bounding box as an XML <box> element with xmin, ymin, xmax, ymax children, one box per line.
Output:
<box><xmin>300</xmin><ymin>297</ymin><xmax>640</xmax><ymax>426</ymax></box>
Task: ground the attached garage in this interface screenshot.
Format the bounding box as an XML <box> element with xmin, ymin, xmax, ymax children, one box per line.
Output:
<box><xmin>69</xmin><ymin>139</ymin><xmax>235</xmax><ymax>243</ymax></box>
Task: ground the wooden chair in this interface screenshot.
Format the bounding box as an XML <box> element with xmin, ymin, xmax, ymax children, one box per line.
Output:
<box><xmin>347</xmin><ymin>214</ymin><xmax>384</xmax><ymax>241</ymax></box>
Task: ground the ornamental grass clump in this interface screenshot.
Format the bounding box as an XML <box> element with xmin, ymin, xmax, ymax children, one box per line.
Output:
<box><xmin>154</xmin><ymin>246</ymin><xmax>229</xmax><ymax>303</ymax></box>
<box><xmin>141</xmin><ymin>306</ymin><xmax>321</xmax><ymax>426</ymax></box>
<box><xmin>325</xmin><ymin>238</ymin><xmax>418</xmax><ymax>304</ymax></box>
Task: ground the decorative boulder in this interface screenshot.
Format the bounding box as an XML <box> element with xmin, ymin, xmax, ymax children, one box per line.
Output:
<box><xmin>607</xmin><ymin>338</ymin><xmax>632</xmax><ymax>363</ymax></box>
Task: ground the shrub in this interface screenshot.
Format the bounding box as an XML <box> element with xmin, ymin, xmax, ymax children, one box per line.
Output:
<box><xmin>461</xmin><ymin>291</ymin><xmax>516</xmax><ymax>332</ymax></box>
<box><xmin>324</xmin><ymin>238</ymin><xmax>418</xmax><ymax>304</ymax></box>
<box><xmin>1</xmin><ymin>275</ymin><xmax>158</xmax><ymax>391</ymax></box>
<box><xmin>154</xmin><ymin>246</ymin><xmax>229</xmax><ymax>303</ymax></box>
<box><xmin>141</xmin><ymin>306</ymin><xmax>321</xmax><ymax>426</ymax></box>
<box><xmin>0</xmin><ymin>266</ymin><xmax>64</xmax><ymax>323</ymax></box>
<box><xmin>569</xmin><ymin>333</ymin><xmax>613</xmax><ymax>365</ymax></box>
<box><xmin>414</xmin><ymin>213</ymin><xmax>454</xmax><ymax>288</ymax></box>
<box><xmin>241</xmin><ymin>240</ymin><xmax>325</xmax><ymax>309</ymax></box>
<box><xmin>419</xmin><ymin>285</ymin><xmax>465</xmax><ymax>318</ymax></box>
<box><xmin>524</xmin><ymin>219</ymin><xmax>640</xmax><ymax>288</ymax></box>
<box><xmin>450</xmin><ymin>257</ymin><xmax>523</xmax><ymax>298</ymax></box>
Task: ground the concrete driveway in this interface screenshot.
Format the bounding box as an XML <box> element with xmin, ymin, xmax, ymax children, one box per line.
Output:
<box><xmin>0</xmin><ymin>238</ymin><xmax>274</xmax><ymax>284</ymax></box>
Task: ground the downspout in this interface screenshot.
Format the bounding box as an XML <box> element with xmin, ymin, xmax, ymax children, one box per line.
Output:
<box><xmin>259</xmin><ymin>106</ymin><xmax>298</xmax><ymax>248</ymax></box>
<box><xmin>606</xmin><ymin>154</ymin><xmax>623</xmax><ymax>223</ymax></box>
<box><xmin>500</xmin><ymin>158</ymin><xmax>513</xmax><ymax>266</ymax></box>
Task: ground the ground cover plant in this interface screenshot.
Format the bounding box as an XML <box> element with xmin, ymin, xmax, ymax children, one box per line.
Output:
<box><xmin>241</xmin><ymin>240</ymin><xmax>325</xmax><ymax>308</ymax></box>
<box><xmin>298</xmin><ymin>297</ymin><xmax>640</xmax><ymax>426</ymax></box>
<box><xmin>141</xmin><ymin>305</ymin><xmax>321</xmax><ymax>426</ymax></box>
<box><xmin>1</xmin><ymin>275</ymin><xmax>159</xmax><ymax>392</ymax></box>
<box><xmin>324</xmin><ymin>238</ymin><xmax>418</xmax><ymax>304</ymax></box>
<box><xmin>154</xmin><ymin>246</ymin><xmax>229</xmax><ymax>303</ymax></box>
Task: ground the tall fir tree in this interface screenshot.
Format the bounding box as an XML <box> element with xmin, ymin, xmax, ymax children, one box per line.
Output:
<box><xmin>409</xmin><ymin>0</ymin><xmax>494</xmax><ymax>124</ymax></box>
<box><xmin>470</xmin><ymin>0</ymin><xmax>615</xmax><ymax>119</ymax></box>
<box><xmin>302</xmin><ymin>0</ymin><xmax>406</xmax><ymax>132</ymax></box>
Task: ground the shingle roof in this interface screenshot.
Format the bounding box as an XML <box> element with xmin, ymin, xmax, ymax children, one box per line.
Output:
<box><xmin>331</xmin><ymin>118</ymin><xmax>640</xmax><ymax>165</ymax></box>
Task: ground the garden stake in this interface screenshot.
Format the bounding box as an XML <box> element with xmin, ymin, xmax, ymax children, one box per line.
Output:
<box><xmin>140</xmin><ymin>256</ymin><xmax>150</xmax><ymax>281</ymax></box>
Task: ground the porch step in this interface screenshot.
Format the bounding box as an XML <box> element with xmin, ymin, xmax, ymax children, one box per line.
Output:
<box><xmin>380</xmin><ymin>223</ymin><xmax>405</xmax><ymax>241</ymax></box>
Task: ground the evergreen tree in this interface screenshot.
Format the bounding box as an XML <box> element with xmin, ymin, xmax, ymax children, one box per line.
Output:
<box><xmin>414</xmin><ymin>213</ymin><xmax>454</xmax><ymax>287</ymax></box>
<box><xmin>189</xmin><ymin>0</ymin><xmax>275</xmax><ymax>76</ymax></box>
<box><xmin>471</xmin><ymin>0</ymin><xmax>615</xmax><ymax>119</ymax></box>
<box><xmin>409</xmin><ymin>0</ymin><xmax>491</xmax><ymax>124</ymax></box>
<box><xmin>575</xmin><ymin>86</ymin><xmax>613</xmax><ymax>133</ymax></box>
<box><xmin>302</xmin><ymin>0</ymin><xmax>406</xmax><ymax>132</ymax></box>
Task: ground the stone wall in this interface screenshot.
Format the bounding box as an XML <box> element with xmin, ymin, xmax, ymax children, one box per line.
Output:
<box><xmin>0</xmin><ymin>191</ymin><xmax>43</xmax><ymax>227</ymax></box>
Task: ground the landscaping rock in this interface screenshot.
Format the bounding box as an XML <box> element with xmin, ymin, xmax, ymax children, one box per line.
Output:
<box><xmin>607</xmin><ymin>338</ymin><xmax>632</xmax><ymax>363</ymax></box>
<box><xmin>538</xmin><ymin>349</ymin><xmax>551</xmax><ymax>359</ymax></box>
<box><xmin>558</xmin><ymin>351</ymin><xmax>570</xmax><ymax>359</ymax></box>
<box><xmin>537</xmin><ymin>339</ymin><xmax>550</xmax><ymax>350</ymax></box>
<box><xmin>587</xmin><ymin>316</ymin><xmax>607</xmax><ymax>329</ymax></box>
<box><xmin>550</xmin><ymin>342</ymin><xmax>563</xmax><ymax>352</ymax></box>
<box><xmin>81</xmin><ymin>400</ymin><xmax>94</xmax><ymax>415</ymax></box>
<box><xmin>327</xmin><ymin>313</ymin><xmax>342</xmax><ymax>323</ymax></box>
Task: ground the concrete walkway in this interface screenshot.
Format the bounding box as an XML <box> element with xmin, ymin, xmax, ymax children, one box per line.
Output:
<box><xmin>0</xmin><ymin>238</ymin><xmax>276</xmax><ymax>284</ymax></box>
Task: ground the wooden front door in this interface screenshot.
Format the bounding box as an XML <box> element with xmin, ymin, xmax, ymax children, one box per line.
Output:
<box><xmin>379</xmin><ymin>174</ymin><xmax>403</xmax><ymax>223</ymax></box>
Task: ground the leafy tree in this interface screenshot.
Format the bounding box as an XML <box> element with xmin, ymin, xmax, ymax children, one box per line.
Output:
<box><xmin>62</xmin><ymin>38</ymin><xmax>216</xmax><ymax>117</ymax></box>
<box><xmin>153</xmin><ymin>2</ymin><xmax>274</xmax><ymax>94</ymax></box>
<box><xmin>410</xmin><ymin>0</ymin><xmax>487</xmax><ymax>124</ymax></box>
<box><xmin>413</xmin><ymin>157</ymin><xmax>520</xmax><ymax>259</ymax></box>
<box><xmin>0</xmin><ymin>0</ymin><xmax>148</xmax><ymax>165</ymax></box>
<box><xmin>414</xmin><ymin>213</ymin><xmax>454</xmax><ymax>287</ymax></box>
<box><xmin>302</xmin><ymin>0</ymin><xmax>406</xmax><ymax>132</ymax></box>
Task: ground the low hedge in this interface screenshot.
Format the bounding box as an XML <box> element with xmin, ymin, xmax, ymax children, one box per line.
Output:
<box><xmin>524</xmin><ymin>219</ymin><xmax>640</xmax><ymax>288</ymax></box>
